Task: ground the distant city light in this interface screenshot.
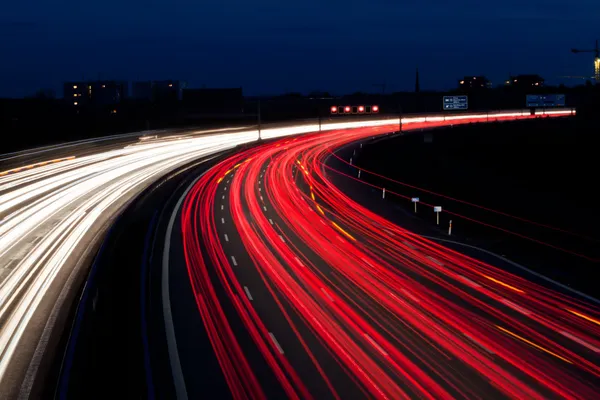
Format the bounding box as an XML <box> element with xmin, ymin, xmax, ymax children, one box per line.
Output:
<box><xmin>168</xmin><ymin>83</ymin><xmax>173</xmax><ymax>87</ymax></box>
<box><xmin>74</xmin><ymin>102</ymin><xmax>78</xmax><ymax>105</ymax></box>
<box><xmin>372</xmin><ymin>105</ymin><xmax>379</xmax><ymax>112</ymax></box>
<box><xmin>331</xmin><ymin>106</ymin><xmax>338</xmax><ymax>113</ymax></box>
<box><xmin>73</xmin><ymin>85</ymin><xmax>77</xmax><ymax>89</ymax></box>
<box><xmin>102</xmin><ymin>84</ymin><xmax>106</xmax><ymax>88</ymax></box>
<box><xmin>514</xmin><ymin>79</ymin><xmax>518</xmax><ymax>82</ymax></box>
<box><xmin>358</xmin><ymin>106</ymin><xmax>365</xmax><ymax>112</ymax></box>
<box><xmin>344</xmin><ymin>106</ymin><xmax>351</xmax><ymax>112</ymax></box>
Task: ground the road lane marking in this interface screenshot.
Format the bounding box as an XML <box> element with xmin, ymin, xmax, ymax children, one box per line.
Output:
<box><xmin>263</xmin><ymin>206</ymin><xmax>267</xmax><ymax>211</ymax></box>
<box><xmin>427</xmin><ymin>256</ymin><xmax>443</xmax><ymax>266</ymax></box>
<box><xmin>221</xmin><ymin>218</ymin><xmax>225</xmax><ymax>224</ymax></box>
<box><xmin>260</xmin><ymin>196</ymin><xmax>263</xmax><ymax>201</ymax></box>
<box><xmin>402</xmin><ymin>241</ymin><xmax>416</xmax><ymax>249</ymax></box>
<box><xmin>560</xmin><ymin>331</ymin><xmax>600</xmax><ymax>353</ymax></box>
<box><xmin>294</xmin><ymin>257</ymin><xmax>303</xmax><ymax>266</ymax></box>
<box><xmin>501</xmin><ymin>299</ymin><xmax>531</xmax><ymax>315</ymax></box>
<box><xmin>458</xmin><ymin>275</ymin><xmax>481</xmax><ymax>288</ymax></box>
<box><xmin>464</xmin><ymin>334</ymin><xmax>495</xmax><ymax>354</ymax></box>
<box><xmin>221</xmin><ymin>205</ymin><xmax>224</xmax><ymax>210</ymax></box>
<box><xmin>279</xmin><ymin>235</ymin><xmax>285</xmax><ymax>243</ymax></box>
<box><xmin>244</xmin><ymin>286</ymin><xmax>253</xmax><ymax>301</ymax></box>
<box><xmin>269</xmin><ymin>332</ymin><xmax>285</xmax><ymax>354</ymax></box>
<box><xmin>321</xmin><ymin>288</ymin><xmax>334</xmax><ymax>302</ymax></box>
<box><xmin>224</xmin><ymin>234</ymin><xmax>229</xmax><ymax>242</ymax></box>
<box><xmin>224</xmin><ymin>186</ymin><xmax>227</xmax><ymax>191</ymax></box>
<box><xmin>269</xmin><ymin>219</ymin><xmax>273</xmax><ymax>225</ymax></box>
<box><xmin>364</xmin><ymin>334</ymin><xmax>388</xmax><ymax>356</ymax></box>
<box><xmin>400</xmin><ymin>289</ymin><xmax>420</xmax><ymax>303</ymax></box>
<box><xmin>222</xmin><ymin>195</ymin><xmax>225</xmax><ymax>200</ymax></box>
<box><xmin>231</xmin><ymin>256</ymin><xmax>238</xmax><ymax>266</ymax></box>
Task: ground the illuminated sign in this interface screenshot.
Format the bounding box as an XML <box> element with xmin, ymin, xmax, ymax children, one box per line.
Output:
<box><xmin>526</xmin><ymin>94</ymin><xmax>565</xmax><ymax>107</ymax></box>
<box><xmin>443</xmin><ymin>95</ymin><xmax>468</xmax><ymax>110</ymax></box>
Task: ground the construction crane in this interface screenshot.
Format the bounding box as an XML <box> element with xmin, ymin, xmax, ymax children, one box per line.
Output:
<box><xmin>571</xmin><ymin>39</ymin><xmax>600</xmax><ymax>82</ymax></box>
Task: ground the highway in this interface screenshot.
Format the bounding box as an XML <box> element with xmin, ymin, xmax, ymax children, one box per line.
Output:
<box><xmin>0</xmin><ymin>126</ymin><xmax>260</xmax><ymax>398</ymax></box>
<box><xmin>171</xmin><ymin>121</ymin><xmax>599</xmax><ymax>399</ymax></box>
<box><xmin>1</xmin><ymin>109</ymin><xmax>586</xmax><ymax>398</ymax></box>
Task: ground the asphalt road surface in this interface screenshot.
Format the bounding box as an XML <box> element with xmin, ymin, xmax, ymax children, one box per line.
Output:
<box><xmin>4</xmin><ymin>109</ymin><xmax>583</xmax><ymax>398</ymax></box>
<box><xmin>169</xmin><ymin>123</ymin><xmax>598</xmax><ymax>399</ymax></box>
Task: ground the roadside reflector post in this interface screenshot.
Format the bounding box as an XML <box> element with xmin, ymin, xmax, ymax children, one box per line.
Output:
<box><xmin>360</xmin><ymin>143</ymin><xmax>363</xmax><ymax>149</ymax></box>
<box><xmin>411</xmin><ymin>197</ymin><xmax>420</xmax><ymax>213</ymax></box>
<box><xmin>448</xmin><ymin>219</ymin><xmax>453</xmax><ymax>235</ymax></box>
<box><xmin>358</xmin><ymin>170</ymin><xmax>361</xmax><ymax>179</ymax></box>
<box><xmin>350</xmin><ymin>157</ymin><xmax>353</xmax><ymax>165</ymax></box>
<box><xmin>434</xmin><ymin>206</ymin><xmax>442</xmax><ymax>225</ymax></box>
<box><xmin>382</xmin><ymin>188</ymin><xmax>386</xmax><ymax>199</ymax></box>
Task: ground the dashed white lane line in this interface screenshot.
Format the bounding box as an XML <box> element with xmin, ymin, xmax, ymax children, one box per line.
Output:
<box><xmin>269</xmin><ymin>219</ymin><xmax>274</xmax><ymax>225</ymax></box>
<box><xmin>400</xmin><ymin>289</ymin><xmax>420</xmax><ymax>303</ymax></box>
<box><xmin>231</xmin><ymin>256</ymin><xmax>238</xmax><ymax>266</ymax></box>
<box><xmin>427</xmin><ymin>256</ymin><xmax>443</xmax><ymax>266</ymax></box>
<box><xmin>279</xmin><ymin>235</ymin><xmax>285</xmax><ymax>243</ymax></box>
<box><xmin>294</xmin><ymin>256</ymin><xmax>303</xmax><ymax>266</ymax></box>
<box><xmin>364</xmin><ymin>334</ymin><xmax>388</xmax><ymax>356</ymax></box>
<box><xmin>269</xmin><ymin>332</ymin><xmax>285</xmax><ymax>354</ymax></box>
<box><xmin>260</xmin><ymin>196</ymin><xmax>264</xmax><ymax>201</ymax></box>
<box><xmin>221</xmin><ymin>205</ymin><xmax>224</xmax><ymax>210</ymax></box>
<box><xmin>263</xmin><ymin>206</ymin><xmax>267</xmax><ymax>211</ymax></box>
<box><xmin>464</xmin><ymin>334</ymin><xmax>495</xmax><ymax>354</ymax></box>
<box><xmin>501</xmin><ymin>299</ymin><xmax>532</xmax><ymax>315</ymax></box>
<box><xmin>224</xmin><ymin>186</ymin><xmax>227</xmax><ymax>191</ymax></box>
<box><xmin>321</xmin><ymin>288</ymin><xmax>334</xmax><ymax>302</ymax></box>
<box><xmin>560</xmin><ymin>331</ymin><xmax>600</xmax><ymax>353</ymax></box>
<box><xmin>224</xmin><ymin>234</ymin><xmax>229</xmax><ymax>242</ymax></box>
<box><xmin>458</xmin><ymin>275</ymin><xmax>481</xmax><ymax>288</ymax></box>
<box><xmin>222</xmin><ymin>195</ymin><xmax>225</xmax><ymax>200</ymax></box>
<box><xmin>402</xmin><ymin>241</ymin><xmax>416</xmax><ymax>249</ymax></box>
<box><xmin>221</xmin><ymin>218</ymin><xmax>225</xmax><ymax>224</ymax></box>
<box><xmin>244</xmin><ymin>286</ymin><xmax>254</xmax><ymax>301</ymax></box>
<box><xmin>259</xmin><ymin>188</ymin><xmax>262</xmax><ymax>192</ymax></box>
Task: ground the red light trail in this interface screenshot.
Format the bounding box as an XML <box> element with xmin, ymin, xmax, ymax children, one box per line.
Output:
<box><xmin>180</xmin><ymin>114</ymin><xmax>599</xmax><ymax>399</ymax></box>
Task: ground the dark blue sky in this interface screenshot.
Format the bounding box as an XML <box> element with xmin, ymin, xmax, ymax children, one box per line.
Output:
<box><xmin>1</xmin><ymin>1</ymin><xmax>598</xmax><ymax>98</ymax></box>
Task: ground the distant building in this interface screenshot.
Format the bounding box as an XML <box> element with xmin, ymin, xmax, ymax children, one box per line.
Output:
<box><xmin>458</xmin><ymin>76</ymin><xmax>491</xmax><ymax>90</ymax></box>
<box><xmin>507</xmin><ymin>74</ymin><xmax>544</xmax><ymax>89</ymax></box>
<box><xmin>153</xmin><ymin>80</ymin><xmax>186</xmax><ymax>102</ymax></box>
<box><xmin>183</xmin><ymin>87</ymin><xmax>244</xmax><ymax>114</ymax></box>
<box><xmin>132</xmin><ymin>81</ymin><xmax>153</xmax><ymax>101</ymax></box>
<box><xmin>63</xmin><ymin>81</ymin><xmax>128</xmax><ymax>107</ymax></box>
<box><xmin>131</xmin><ymin>80</ymin><xmax>187</xmax><ymax>102</ymax></box>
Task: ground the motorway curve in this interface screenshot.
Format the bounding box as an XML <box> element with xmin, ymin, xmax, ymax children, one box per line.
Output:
<box><xmin>178</xmin><ymin>120</ymin><xmax>599</xmax><ymax>399</ymax></box>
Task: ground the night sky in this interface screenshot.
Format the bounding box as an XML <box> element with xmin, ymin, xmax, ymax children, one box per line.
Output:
<box><xmin>1</xmin><ymin>1</ymin><xmax>598</xmax><ymax>98</ymax></box>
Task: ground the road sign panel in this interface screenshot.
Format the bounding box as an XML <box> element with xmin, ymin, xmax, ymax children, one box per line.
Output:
<box><xmin>443</xmin><ymin>96</ymin><xmax>468</xmax><ymax>110</ymax></box>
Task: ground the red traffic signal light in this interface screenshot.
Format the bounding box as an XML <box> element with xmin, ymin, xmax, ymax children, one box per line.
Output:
<box><xmin>372</xmin><ymin>105</ymin><xmax>379</xmax><ymax>113</ymax></box>
<box><xmin>330</xmin><ymin>106</ymin><xmax>338</xmax><ymax>114</ymax></box>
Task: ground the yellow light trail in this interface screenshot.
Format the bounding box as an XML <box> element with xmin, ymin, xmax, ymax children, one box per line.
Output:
<box><xmin>331</xmin><ymin>221</ymin><xmax>356</xmax><ymax>241</ymax></box>
<box><xmin>482</xmin><ymin>275</ymin><xmax>524</xmax><ymax>293</ymax></box>
<box><xmin>496</xmin><ymin>325</ymin><xmax>572</xmax><ymax>364</ymax></box>
<box><xmin>566</xmin><ymin>309</ymin><xmax>600</xmax><ymax>327</ymax></box>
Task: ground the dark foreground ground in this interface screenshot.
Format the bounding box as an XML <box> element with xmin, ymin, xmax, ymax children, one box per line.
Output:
<box><xmin>353</xmin><ymin>116</ymin><xmax>600</xmax><ymax>298</ymax></box>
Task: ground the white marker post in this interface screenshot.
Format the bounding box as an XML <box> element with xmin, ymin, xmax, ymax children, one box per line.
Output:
<box><xmin>448</xmin><ymin>220</ymin><xmax>453</xmax><ymax>235</ymax></box>
<box><xmin>350</xmin><ymin>157</ymin><xmax>353</xmax><ymax>165</ymax></box>
<box><xmin>382</xmin><ymin>188</ymin><xmax>386</xmax><ymax>199</ymax></box>
<box><xmin>358</xmin><ymin>170</ymin><xmax>361</xmax><ymax>179</ymax></box>
<box><xmin>411</xmin><ymin>197</ymin><xmax>420</xmax><ymax>213</ymax></box>
<box><xmin>434</xmin><ymin>206</ymin><xmax>442</xmax><ymax>225</ymax></box>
